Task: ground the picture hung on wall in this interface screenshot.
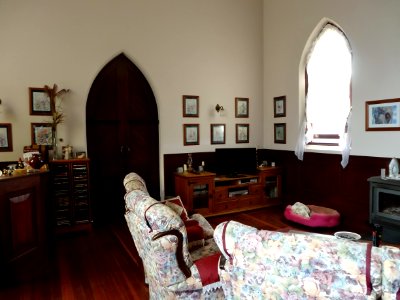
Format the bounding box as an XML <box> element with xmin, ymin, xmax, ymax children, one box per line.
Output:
<box><xmin>29</xmin><ymin>87</ymin><xmax>52</xmax><ymax>116</ymax></box>
<box><xmin>274</xmin><ymin>95</ymin><xmax>286</xmax><ymax>118</ymax></box>
<box><xmin>183</xmin><ymin>95</ymin><xmax>199</xmax><ymax>117</ymax></box>
<box><xmin>236</xmin><ymin>123</ymin><xmax>249</xmax><ymax>143</ymax></box>
<box><xmin>0</xmin><ymin>123</ymin><xmax>13</xmax><ymax>152</ymax></box>
<box><xmin>31</xmin><ymin>122</ymin><xmax>53</xmax><ymax>146</ymax></box>
<box><xmin>274</xmin><ymin>123</ymin><xmax>286</xmax><ymax>144</ymax></box>
<box><xmin>211</xmin><ymin>124</ymin><xmax>226</xmax><ymax>144</ymax></box>
<box><xmin>235</xmin><ymin>97</ymin><xmax>249</xmax><ymax>118</ymax></box>
<box><xmin>183</xmin><ymin>124</ymin><xmax>199</xmax><ymax>146</ymax></box>
<box><xmin>365</xmin><ymin>98</ymin><xmax>400</xmax><ymax>131</ymax></box>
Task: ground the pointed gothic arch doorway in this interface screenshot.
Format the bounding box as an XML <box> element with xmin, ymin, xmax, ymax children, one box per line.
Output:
<box><xmin>86</xmin><ymin>53</ymin><xmax>160</xmax><ymax>224</ymax></box>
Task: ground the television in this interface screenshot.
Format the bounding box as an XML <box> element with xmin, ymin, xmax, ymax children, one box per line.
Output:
<box><xmin>215</xmin><ymin>147</ymin><xmax>257</xmax><ymax>177</ymax></box>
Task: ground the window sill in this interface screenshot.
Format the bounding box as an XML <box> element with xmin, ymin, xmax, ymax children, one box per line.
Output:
<box><xmin>305</xmin><ymin>144</ymin><xmax>342</xmax><ymax>155</ymax></box>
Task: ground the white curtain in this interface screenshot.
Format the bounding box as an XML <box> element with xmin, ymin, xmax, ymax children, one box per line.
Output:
<box><xmin>295</xmin><ymin>23</ymin><xmax>352</xmax><ymax>168</ymax></box>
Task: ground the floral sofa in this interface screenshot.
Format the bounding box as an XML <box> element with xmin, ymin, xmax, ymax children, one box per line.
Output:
<box><xmin>123</xmin><ymin>172</ymin><xmax>224</xmax><ymax>299</ymax></box>
<box><xmin>214</xmin><ymin>220</ymin><xmax>400</xmax><ymax>300</ymax></box>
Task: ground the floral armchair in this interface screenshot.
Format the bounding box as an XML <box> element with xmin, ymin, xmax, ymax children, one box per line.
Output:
<box><xmin>123</xmin><ymin>172</ymin><xmax>224</xmax><ymax>299</ymax></box>
<box><xmin>214</xmin><ymin>220</ymin><xmax>400</xmax><ymax>300</ymax></box>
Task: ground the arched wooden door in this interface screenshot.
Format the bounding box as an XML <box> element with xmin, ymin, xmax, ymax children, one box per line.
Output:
<box><xmin>86</xmin><ymin>53</ymin><xmax>160</xmax><ymax>224</ymax></box>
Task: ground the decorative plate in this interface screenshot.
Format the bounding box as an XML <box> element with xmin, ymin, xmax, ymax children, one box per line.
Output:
<box><xmin>334</xmin><ymin>231</ymin><xmax>361</xmax><ymax>241</ymax></box>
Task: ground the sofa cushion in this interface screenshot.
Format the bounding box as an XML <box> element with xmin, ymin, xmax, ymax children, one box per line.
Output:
<box><xmin>163</xmin><ymin>196</ymin><xmax>189</xmax><ymax>221</ymax></box>
<box><xmin>194</xmin><ymin>253</ymin><xmax>221</xmax><ymax>286</ymax></box>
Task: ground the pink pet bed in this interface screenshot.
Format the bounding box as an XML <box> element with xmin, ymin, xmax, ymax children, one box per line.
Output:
<box><xmin>284</xmin><ymin>204</ymin><xmax>340</xmax><ymax>228</ymax></box>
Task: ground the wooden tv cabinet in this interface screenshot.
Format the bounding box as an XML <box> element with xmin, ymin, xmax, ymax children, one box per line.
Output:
<box><xmin>174</xmin><ymin>167</ymin><xmax>282</xmax><ymax>217</ymax></box>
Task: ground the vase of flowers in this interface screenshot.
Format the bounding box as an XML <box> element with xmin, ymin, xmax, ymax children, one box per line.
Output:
<box><xmin>44</xmin><ymin>84</ymin><xmax>69</xmax><ymax>159</ymax></box>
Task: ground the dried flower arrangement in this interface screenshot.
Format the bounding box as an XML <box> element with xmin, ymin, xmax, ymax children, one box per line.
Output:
<box><xmin>44</xmin><ymin>83</ymin><xmax>70</xmax><ymax>130</ymax></box>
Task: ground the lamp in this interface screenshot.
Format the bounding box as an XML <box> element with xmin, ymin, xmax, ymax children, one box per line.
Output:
<box><xmin>215</xmin><ymin>104</ymin><xmax>224</xmax><ymax>113</ymax></box>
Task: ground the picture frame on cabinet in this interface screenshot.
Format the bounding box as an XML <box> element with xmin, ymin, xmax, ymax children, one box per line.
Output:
<box><xmin>236</xmin><ymin>123</ymin><xmax>249</xmax><ymax>143</ymax></box>
<box><xmin>29</xmin><ymin>87</ymin><xmax>52</xmax><ymax>116</ymax></box>
<box><xmin>211</xmin><ymin>124</ymin><xmax>226</xmax><ymax>144</ymax></box>
<box><xmin>365</xmin><ymin>98</ymin><xmax>400</xmax><ymax>131</ymax></box>
<box><xmin>274</xmin><ymin>123</ymin><xmax>286</xmax><ymax>144</ymax></box>
<box><xmin>235</xmin><ymin>97</ymin><xmax>249</xmax><ymax>118</ymax></box>
<box><xmin>0</xmin><ymin>123</ymin><xmax>13</xmax><ymax>152</ymax></box>
<box><xmin>31</xmin><ymin>122</ymin><xmax>53</xmax><ymax>146</ymax></box>
<box><xmin>183</xmin><ymin>124</ymin><xmax>199</xmax><ymax>146</ymax></box>
<box><xmin>274</xmin><ymin>95</ymin><xmax>286</xmax><ymax>118</ymax></box>
<box><xmin>183</xmin><ymin>95</ymin><xmax>199</xmax><ymax>117</ymax></box>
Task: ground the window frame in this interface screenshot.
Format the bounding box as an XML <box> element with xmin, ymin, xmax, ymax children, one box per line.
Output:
<box><xmin>304</xmin><ymin>22</ymin><xmax>352</xmax><ymax>147</ymax></box>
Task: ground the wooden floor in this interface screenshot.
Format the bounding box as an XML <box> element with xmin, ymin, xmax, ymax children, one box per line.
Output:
<box><xmin>0</xmin><ymin>205</ymin><xmax>373</xmax><ymax>300</ymax></box>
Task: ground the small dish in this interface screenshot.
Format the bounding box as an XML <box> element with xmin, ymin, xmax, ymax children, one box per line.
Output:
<box><xmin>334</xmin><ymin>231</ymin><xmax>361</xmax><ymax>241</ymax></box>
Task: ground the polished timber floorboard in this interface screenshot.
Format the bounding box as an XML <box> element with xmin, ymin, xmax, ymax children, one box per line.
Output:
<box><xmin>0</xmin><ymin>205</ymin><xmax>357</xmax><ymax>300</ymax></box>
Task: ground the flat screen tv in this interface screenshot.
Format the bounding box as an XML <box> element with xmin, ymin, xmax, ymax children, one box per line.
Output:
<box><xmin>215</xmin><ymin>147</ymin><xmax>257</xmax><ymax>176</ymax></box>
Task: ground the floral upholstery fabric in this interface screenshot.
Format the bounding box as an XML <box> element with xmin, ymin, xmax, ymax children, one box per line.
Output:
<box><xmin>123</xmin><ymin>172</ymin><xmax>224</xmax><ymax>300</ymax></box>
<box><xmin>214</xmin><ymin>220</ymin><xmax>400</xmax><ymax>300</ymax></box>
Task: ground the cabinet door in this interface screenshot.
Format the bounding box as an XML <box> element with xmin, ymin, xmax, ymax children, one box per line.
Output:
<box><xmin>190</xmin><ymin>181</ymin><xmax>212</xmax><ymax>213</ymax></box>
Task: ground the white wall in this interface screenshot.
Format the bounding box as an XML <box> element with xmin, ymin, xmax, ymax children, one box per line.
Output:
<box><xmin>0</xmin><ymin>0</ymin><xmax>263</xmax><ymax>195</ymax></box>
<box><xmin>263</xmin><ymin>0</ymin><xmax>400</xmax><ymax>158</ymax></box>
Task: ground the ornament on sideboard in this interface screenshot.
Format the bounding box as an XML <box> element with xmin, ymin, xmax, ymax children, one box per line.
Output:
<box><xmin>187</xmin><ymin>153</ymin><xmax>193</xmax><ymax>172</ymax></box>
<box><xmin>28</xmin><ymin>153</ymin><xmax>44</xmax><ymax>169</ymax></box>
<box><xmin>388</xmin><ymin>157</ymin><xmax>399</xmax><ymax>178</ymax></box>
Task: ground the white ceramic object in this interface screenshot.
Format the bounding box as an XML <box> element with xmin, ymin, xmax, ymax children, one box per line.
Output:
<box><xmin>334</xmin><ymin>231</ymin><xmax>361</xmax><ymax>241</ymax></box>
<box><xmin>389</xmin><ymin>158</ymin><xmax>399</xmax><ymax>178</ymax></box>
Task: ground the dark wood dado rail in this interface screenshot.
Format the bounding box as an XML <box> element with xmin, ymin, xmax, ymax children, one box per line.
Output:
<box><xmin>164</xmin><ymin>149</ymin><xmax>392</xmax><ymax>235</ymax></box>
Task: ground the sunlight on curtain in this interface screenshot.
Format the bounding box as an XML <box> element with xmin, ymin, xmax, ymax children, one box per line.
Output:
<box><xmin>295</xmin><ymin>23</ymin><xmax>352</xmax><ymax>168</ymax></box>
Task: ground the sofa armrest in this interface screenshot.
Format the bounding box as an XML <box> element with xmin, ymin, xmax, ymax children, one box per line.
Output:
<box><xmin>153</xmin><ymin>229</ymin><xmax>191</xmax><ymax>278</ymax></box>
<box><xmin>380</xmin><ymin>246</ymin><xmax>400</xmax><ymax>298</ymax></box>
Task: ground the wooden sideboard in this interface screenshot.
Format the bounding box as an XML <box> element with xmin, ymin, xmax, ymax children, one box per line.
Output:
<box><xmin>0</xmin><ymin>170</ymin><xmax>50</xmax><ymax>283</ymax></box>
<box><xmin>175</xmin><ymin>167</ymin><xmax>282</xmax><ymax>217</ymax></box>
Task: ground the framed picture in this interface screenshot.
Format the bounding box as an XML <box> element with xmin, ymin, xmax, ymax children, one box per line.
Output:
<box><xmin>236</xmin><ymin>124</ymin><xmax>249</xmax><ymax>143</ymax></box>
<box><xmin>274</xmin><ymin>123</ymin><xmax>286</xmax><ymax>144</ymax></box>
<box><xmin>31</xmin><ymin>123</ymin><xmax>53</xmax><ymax>145</ymax></box>
<box><xmin>0</xmin><ymin>123</ymin><xmax>13</xmax><ymax>152</ymax></box>
<box><xmin>365</xmin><ymin>98</ymin><xmax>400</xmax><ymax>131</ymax></box>
<box><xmin>29</xmin><ymin>87</ymin><xmax>52</xmax><ymax>116</ymax></box>
<box><xmin>183</xmin><ymin>124</ymin><xmax>199</xmax><ymax>145</ymax></box>
<box><xmin>274</xmin><ymin>95</ymin><xmax>286</xmax><ymax>118</ymax></box>
<box><xmin>183</xmin><ymin>95</ymin><xmax>199</xmax><ymax>117</ymax></box>
<box><xmin>235</xmin><ymin>97</ymin><xmax>249</xmax><ymax>118</ymax></box>
<box><xmin>211</xmin><ymin>124</ymin><xmax>226</xmax><ymax>144</ymax></box>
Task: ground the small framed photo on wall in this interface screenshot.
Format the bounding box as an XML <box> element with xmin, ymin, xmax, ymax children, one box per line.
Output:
<box><xmin>236</xmin><ymin>124</ymin><xmax>249</xmax><ymax>143</ymax></box>
<box><xmin>31</xmin><ymin>122</ymin><xmax>53</xmax><ymax>146</ymax></box>
<box><xmin>235</xmin><ymin>97</ymin><xmax>249</xmax><ymax>118</ymax></box>
<box><xmin>274</xmin><ymin>123</ymin><xmax>286</xmax><ymax>144</ymax></box>
<box><xmin>183</xmin><ymin>124</ymin><xmax>199</xmax><ymax>145</ymax></box>
<box><xmin>183</xmin><ymin>95</ymin><xmax>199</xmax><ymax>117</ymax></box>
<box><xmin>0</xmin><ymin>123</ymin><xmax>13</xmax><ymax>152</ymax></box>
<box><xmin>211</xmin><ymin>124</ymin><xmax>226</xmax><ymax>144</ymax></box>
<box><xmin>365</xmin><ymin>98</ymin><xmax>400</xmax><ymax>131</ymax></box>
<box><xmin>29</xmin><ymin>87</ymin><xmax>52</xmax><ymax>116</ymax></box>
<box><xmin>274</xmin><ymin>96</ymin><xmax>286</xmax><ymax>118</ymax></box>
